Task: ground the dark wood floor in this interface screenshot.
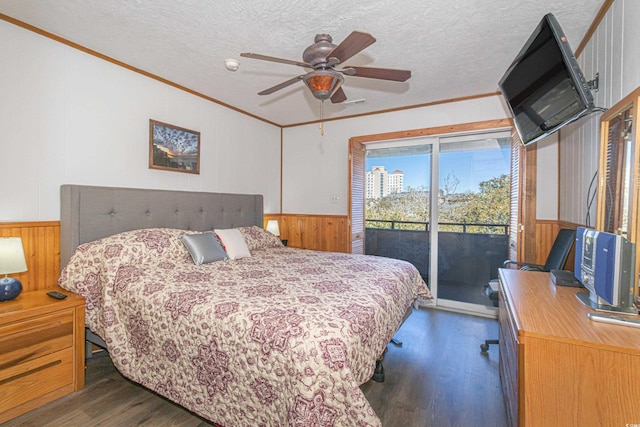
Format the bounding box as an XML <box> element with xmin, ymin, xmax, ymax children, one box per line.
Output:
<box><xmin>5</xmin><ymin>308</ymin><xmax>506</xmax><ymax>427</ymax></box>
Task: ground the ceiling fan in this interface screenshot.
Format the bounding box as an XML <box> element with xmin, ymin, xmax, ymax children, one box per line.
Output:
<box><xmin>240</xmin><ymin>31</ymin><xmax>411</xmax><ymax>104</ymax></box>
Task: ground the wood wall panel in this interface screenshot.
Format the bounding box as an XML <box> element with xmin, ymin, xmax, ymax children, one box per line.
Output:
<box><xmin>522</xmin><ymin>144</ymin><xmax>537</xmax><ymax>263</ymax></box>
<box><xmin>266</xmin><ymin>215</ymin><xmax>568</xmax><ymax>266</ymax></box>
<box><xmin>0</xmin><ymin>222</ymin><xmax>60</xmax><ymax>292</ymax></box>
<box><xmin>534</xmin><ymin>221</ymin><xmax>559</xmax><ymax>265</ymax></box>
<box><xmin>264</xmin><ymin>214</ymin><xmax>349</xmax><ymax>253</ymax></box>
<box><xmin>1</xmin><ymin>219</ymin><xmax>579</xmax><ymax>294</ymax></box>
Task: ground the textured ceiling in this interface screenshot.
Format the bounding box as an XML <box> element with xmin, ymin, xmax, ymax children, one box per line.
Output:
<box><xmin>0</xmin><ymin>0</ymin><xmax>605</xmax><ymax>126</ymax></box>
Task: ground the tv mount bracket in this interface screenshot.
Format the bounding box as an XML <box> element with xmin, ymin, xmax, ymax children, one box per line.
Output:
<box><xmin>586</xmin><ymin>73</ymin><xmax>599</xmax><ymax>92</ymax></box>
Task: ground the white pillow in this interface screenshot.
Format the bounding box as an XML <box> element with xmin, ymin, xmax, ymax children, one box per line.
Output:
<box><xmin>214</xmin><ymin>228</ymin><xmax>251</xmax><ymax>260</ymax></box>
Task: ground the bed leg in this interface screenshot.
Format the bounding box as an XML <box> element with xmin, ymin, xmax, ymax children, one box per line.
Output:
<box><xmin>85</xmin><ymin>328</ymin><xmax>108</xmax><ymax>359</ymax></box>
<box><xmin>372</xmin><ymin>360</ymin><xmax>385</xmax><ymax>383</ymax></box>
<box><xmin>85</xmin><ymin>341</ymin><xmax>94</xmax><ymax>359</ymax></box>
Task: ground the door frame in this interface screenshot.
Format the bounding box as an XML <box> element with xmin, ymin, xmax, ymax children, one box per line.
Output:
<box><xmin>349</xmin><ymin>119</ymin><xmax>513</xmax><ymax>314</ymax></box>
<box><xmin>348</xmin><ymin>139</ymin><xmax>366</xmax><ymax>254</ymax></box>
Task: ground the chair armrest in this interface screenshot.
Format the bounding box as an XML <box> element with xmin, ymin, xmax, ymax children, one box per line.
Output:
<box><xmin>502</xmin><ymin>260</ymin><xmax>545</xmax><ymax>271</ymax></box>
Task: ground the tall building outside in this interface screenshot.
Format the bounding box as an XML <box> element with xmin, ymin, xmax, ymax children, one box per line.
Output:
<box><xmin>387</xmin><ymin>170</ymin><xmax>404</xmax><ymax>195</ymax></box>
<box><xmin>366</xmin><ymin>166</ymin><xmax>404</xmax><ymax>199</ymax></box>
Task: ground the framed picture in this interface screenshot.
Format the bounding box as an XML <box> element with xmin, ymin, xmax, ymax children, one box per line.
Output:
<box><xmin>149</xmin><ymin>119</ymin><xmax>200</xmax><ymax>174</ymax></box>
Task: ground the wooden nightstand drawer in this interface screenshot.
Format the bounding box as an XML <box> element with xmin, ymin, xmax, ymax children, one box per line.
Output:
<box><xmin>0</xmin><ymin>310</ymin><xmax>74</xmax><ymax>368</ymax></box>
<box><xmin>0</xmin><ymin>288</ymin><xmax>85</xmax><ymax>423</ymax></box>
<box><xmin>0</xmin><ymin>347</ymin><xmax>74</xmax><ymax>415</ymax></box>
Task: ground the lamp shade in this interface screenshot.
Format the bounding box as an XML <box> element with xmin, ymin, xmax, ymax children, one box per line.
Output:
<box><xmin>266</xmin><ymin>220</ymin><xmax>280</xmax><ymax>237</ymax></box>
<box><xmin>0</xmin><ymin>237</ymin><xmax>27</xmax><ymax>301</ymax></box>
<box><xmin>0</xmin><ymin>237</ymin><xmax>27</xmax><ymax>275</ymax></box>
<box><xmin>303</xmin><ymin>70</ymin><xmax>344</xmax><ymax>100</ymax></box>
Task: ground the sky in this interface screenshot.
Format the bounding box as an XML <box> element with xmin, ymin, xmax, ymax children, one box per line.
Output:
<box><xmin>366</xmin><ymin>147</ymin><xmax>510</xmax><ymax>193</ymax></box>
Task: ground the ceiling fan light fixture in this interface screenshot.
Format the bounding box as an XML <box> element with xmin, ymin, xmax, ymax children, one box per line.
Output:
<box><xmin>303</xmin><ymin>70</ymin><xmax>343</xmax><ymax>100</ymax></box>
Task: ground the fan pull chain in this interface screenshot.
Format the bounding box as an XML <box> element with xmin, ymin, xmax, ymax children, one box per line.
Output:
<box><xmin>319</xmin><ymin>101</ymin><xmax>325</xmax><ymax>136</ymax></box>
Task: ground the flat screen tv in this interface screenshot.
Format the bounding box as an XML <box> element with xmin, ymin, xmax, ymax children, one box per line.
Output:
<box><xmin>574</xmin><ymin>226</ymin><xmax>636</xmax><ymax>314</ymax></box>
<box><xmin>499</xmin><ymin>13</ymin><xmax>594</xmax><ymax>145</ymax></box>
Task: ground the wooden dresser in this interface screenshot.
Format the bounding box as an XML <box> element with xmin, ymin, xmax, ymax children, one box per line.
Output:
<box><xmin>0</xmin><ymin>287</ymin><xmax>85</xmax><ymax>423</ymax></box>
<box><xmin>498</xmin><ymin>269</ymin><xmax>640</xmax><ymax>427</ymax></box>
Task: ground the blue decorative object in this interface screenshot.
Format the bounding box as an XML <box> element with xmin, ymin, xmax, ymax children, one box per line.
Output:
<box><xmin>0</xmin><ymin>237</ymin><xmax>28</xmax><ymax>301</ymax></box>
<box><xmin>0</xmin><ymin>277</ymin><xmax>22</xmax><ymax>301</ymax></box>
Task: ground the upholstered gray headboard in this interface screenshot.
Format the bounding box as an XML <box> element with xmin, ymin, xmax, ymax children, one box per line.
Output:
<box><xmin>60</xmin><ymin>184</ymin><xmax>264</xmax><ymax>269</ymax></box>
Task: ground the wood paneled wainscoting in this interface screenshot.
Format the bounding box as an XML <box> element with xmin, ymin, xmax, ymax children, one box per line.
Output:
<box><xmin>6</xmin><ymin>218</ymin><xmax>575</xmax><ymax>288</ymax></box>
<box><xmin>0</xmin><ymin>222</ymin><xmax>60</xmax><ymax>292</ymax></box>
<box><xmin>1</xmin><ymin>219</ymin><xmax>577</xmax><ymax>278</ymax></box>
<box><xmin>264</xmin><ymin>214</ymin><xmax>350</xmax><ymax>253</ymax></box>
<box><xmin>263</xmin><ymin>217</ymin><xmax>580</xmax><ymax>261</ymax></box>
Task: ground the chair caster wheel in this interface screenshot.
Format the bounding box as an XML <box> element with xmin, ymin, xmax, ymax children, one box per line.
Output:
<box><xmin>480</xmin><ymin>343</ymin><xmax>489</xmax><ymax>353</ymax></box>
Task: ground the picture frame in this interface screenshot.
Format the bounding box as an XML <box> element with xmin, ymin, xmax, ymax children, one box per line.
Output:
<box><xmin>149</xmin><ymin>119</ymin><xmax>200</xmax><ymax>174</ymax></box>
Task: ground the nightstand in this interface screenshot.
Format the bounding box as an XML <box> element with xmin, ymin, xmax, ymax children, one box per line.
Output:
<box><xmin>0</xmin><ymin>287</ymin><xmax>85</xmax><ymax>423</ymax></box>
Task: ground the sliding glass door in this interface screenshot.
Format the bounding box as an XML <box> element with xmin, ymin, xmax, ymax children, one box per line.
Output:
<box><xmin>362</xmin><ymin>130</ymin><xmax>511</xmax><ymax>315</ymax></box>
<box><xmin>435</xmin><ymin>133</ymin><xmax>511</xmax><ymax>314</ymax></box>
<box><xmin>364</xmin><ymin>142</ymin><xmax>433</xmax><ymax>288</ymax></box>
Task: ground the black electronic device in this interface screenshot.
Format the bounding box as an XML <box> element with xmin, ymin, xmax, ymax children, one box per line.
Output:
<box><xmin>46</xmin><ymin>291</ymin><xmax>68</xmax><ymax>300</ymax></box>
<box><xmin>499</xmin><ymin>13</ymin><xmax>595</xmax><ymax>145</ymax></box>
<box><xmin>550</xmin><ymin>269</ymin><xmax>582</xmax><ymax>287</ymax></box>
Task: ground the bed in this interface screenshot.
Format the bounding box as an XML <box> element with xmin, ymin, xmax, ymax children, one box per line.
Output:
<box><xmin>58</xmin><ymin>185</ymin><xmax>431</xmax><ymax>427</ymax></box>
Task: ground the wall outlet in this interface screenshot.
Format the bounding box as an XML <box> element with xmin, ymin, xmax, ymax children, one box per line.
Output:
<box><xmin>330</xmin><ymin>195</ymin><xmax>340</xmax><ymax>204</ymax></box>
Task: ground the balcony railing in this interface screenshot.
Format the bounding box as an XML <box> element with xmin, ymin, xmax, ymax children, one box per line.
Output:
<box><xmin>366</xmin><ymin>219</ymin><xmax>508</xmax><ymax>235</ymax></box>
<box><xmin>365</xmin><ymin>219</ymin><xmax>509</xmax><ymax>306</ymax></box>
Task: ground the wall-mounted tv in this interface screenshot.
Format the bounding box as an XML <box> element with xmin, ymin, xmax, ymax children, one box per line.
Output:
<box><xmin>499</xmin><ymin>13</ymin><xmax>594</xmax><ymax>145</ymax></box>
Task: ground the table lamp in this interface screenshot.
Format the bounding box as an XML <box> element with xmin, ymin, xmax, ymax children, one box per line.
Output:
<box><xmin>0</xmin><ymin>237</ymin><xmax>28</xmax><ymax>301</ymax></box>
<box><xmin>266</xmin><ymin>220</ymin><xmax>280</xmax><ymax>236</ymax></box>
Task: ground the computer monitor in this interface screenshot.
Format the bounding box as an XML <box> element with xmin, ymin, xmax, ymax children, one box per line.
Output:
<box><xmin>574</xmin><ymin>226</ymin><xmax>636</xmax><ymax>314</ymax></box>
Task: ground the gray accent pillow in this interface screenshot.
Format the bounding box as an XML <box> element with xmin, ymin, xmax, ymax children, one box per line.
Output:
<box><xmin>180</xmin><ymin>232</ymin><xmax>228</xmax><ymax>265</ymax></box>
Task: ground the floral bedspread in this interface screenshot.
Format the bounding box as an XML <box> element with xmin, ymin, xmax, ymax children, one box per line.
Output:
<box><xmin>59</xmin><ymin>228</ymin><xmax>431</xmax><ymax>427</ymax></box>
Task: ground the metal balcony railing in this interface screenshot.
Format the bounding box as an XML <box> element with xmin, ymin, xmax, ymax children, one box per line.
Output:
<box><xmin>364</xmin><ymin>219</ymin><xmax>509</xmax><ymax>306</ymax></box>
<box><xmin>365</xmin><ymin>219</ymin><xmax>508</xmax><ymax>235</ymax></box>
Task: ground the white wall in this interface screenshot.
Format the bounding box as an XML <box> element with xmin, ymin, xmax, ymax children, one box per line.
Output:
<box><xmin>0</xmin><ymin>20</ymin><xmax>281</xmax><ymax>221</ymax></box>
<box><xmin>536</xmin><ymin>134</ymin><xmax>559</xmax><ymax>220</ymax></box>
<box><xmin>282</xmin><ymin>96</ymin><xmax>510</xmax><ymax>215</ymax></box>
<box><xmin>559</xmin><ymin>0</ymin><xmax>640</xmax><ymax>225</ymax></box>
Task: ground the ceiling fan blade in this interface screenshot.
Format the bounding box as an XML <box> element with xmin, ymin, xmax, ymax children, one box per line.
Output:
<box><xmin>327</xmin><ymin>31</ymin><xmax>376</xmax><ymax>64</ymax></box>
<box><xmin>257</xmin><ymin>75</ymin><xmax>305</xmax><ymax>95</ymax></box>
<box><xmin>331</xmin><ymin>87</ymin><xmax>347</xmax><ymax>104</ymax></box>
<box><xmin>241</xmin><ymin>52</ymin><xmax>311</xmax><ymax>69</ymax></box>
<box><xmin>347</xmin><ymin>66</ymin><xmax>411</xmax><ymax>82</ymax></box>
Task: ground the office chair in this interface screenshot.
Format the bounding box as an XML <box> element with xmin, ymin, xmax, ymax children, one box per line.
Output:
<box><xmin>480</xmin><ymin>228</ymin><xmax>576</xmax><ymax>353</ymax></box>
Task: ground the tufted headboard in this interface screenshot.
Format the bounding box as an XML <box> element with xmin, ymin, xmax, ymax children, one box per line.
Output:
<box><xmin>60</xmin><ymin>184</ymin><xmax>263</xmax><ymax>269</ymax></box>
